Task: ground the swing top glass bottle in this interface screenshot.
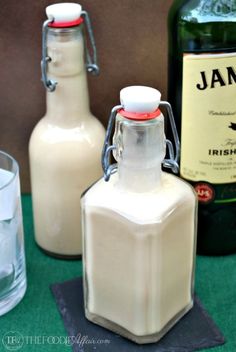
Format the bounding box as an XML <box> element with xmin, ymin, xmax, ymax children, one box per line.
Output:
<box><xmin>82</xmin><ymin>86</ymin><xmax>197</xmax><ymax>344</ymax></box>
<box><xmin>29</xmin><ymin>3</ymin><xmax>105</xmax><ymax>258</ymax></box>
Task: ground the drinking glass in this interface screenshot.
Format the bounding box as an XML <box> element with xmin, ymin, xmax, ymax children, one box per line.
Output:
<box><xmin>0</xmin><ymin>151</ymin><xmax>26</xmax><ymax>316</ymax></box>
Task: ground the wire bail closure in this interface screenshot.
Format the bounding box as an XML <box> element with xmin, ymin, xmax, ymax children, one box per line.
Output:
<box><xmin>81</xmin><ymin>11</ymin><xmax>99</xmax><ymax>75</ymax></box>
<box><xmin>102</xmin><ymin>102</ymin><xmax>180</xmax><ymax>182</ymax></box>
<box><xmin>41</xmin><ymin>18</ymin><xmax>57</xmax><ymax>92</ymax></box>
<box><xmin>41</xmin><ymin>10</ymin><xmax>99</xmax><ymax>92</ymax></box>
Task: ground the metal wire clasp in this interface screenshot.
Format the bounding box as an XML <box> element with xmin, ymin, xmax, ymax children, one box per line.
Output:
<box><xmin>41</xmin><ymin>18</ymin><xmax>57</xmax><ymax>92</ymax></box>
<box><xmin>41</xmin><ymin>10</ymin><xmax>99</xmax><ymax>92</ymax></box>
<box><xmin>160</xmin><ymin>101</ymin><xmax>180</xmax><ymax>174</ymax></box>
<box><xmin>102</xmin><ymin>102</ymin><xmax>180</xmax><ymax>182</ymax></box>
<box><xmin>81</xmin><ymin>11</ymin><xmax>99</xmax><ymax>75</ymax></box>
<box><xmin>102</xmin><ymin>105</ymin><xmax>122</xmax><ymax>181</ymax></box>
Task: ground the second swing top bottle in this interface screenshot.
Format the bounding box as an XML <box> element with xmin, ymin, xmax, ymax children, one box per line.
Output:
<box><xmin>29</xmin><ymin>3</ymin><xmax>105</xmax><ymax>258</ymax></box>
<box><xmin>82</xmin><ymin>86</ymin><xmax>197</xmax><ymax>344</ymax></box>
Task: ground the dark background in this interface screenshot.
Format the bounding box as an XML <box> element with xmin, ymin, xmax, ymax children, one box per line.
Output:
<box><xmin>0</xmin><ymin>0</ymin><xmax>173</xmax><ymax>192</ymax></box>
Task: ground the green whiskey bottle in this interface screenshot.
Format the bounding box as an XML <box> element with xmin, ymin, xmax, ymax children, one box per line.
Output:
<box><xmin>168</xmin><ymin>0</ymin><xmax>236</xmax><ymax>254</ymax></box>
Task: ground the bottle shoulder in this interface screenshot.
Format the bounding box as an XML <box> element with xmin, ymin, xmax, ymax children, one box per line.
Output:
<box><xmin>29</xmin><ymin>116</ymin><xmax>105</xmax><ymax>145</ymax></box>
<box><xmin>82</xmin><ymin>172</ymin><xmax>196</xmax><ymax>224</ymax></box>
<box><xmin>87</xmin><ymin>115</ymin><xmax>106</xmax><ymax>134</ymax></box>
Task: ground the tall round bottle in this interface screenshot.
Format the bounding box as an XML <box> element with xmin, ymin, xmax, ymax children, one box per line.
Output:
<box><xmin>168</xmin><ymin>0</ymin><xmax>236</xmax><ymax>254</ymax></box>
<box><xmin>29</xmin><ymin>3</ymin><xmax>105</xmax><ymax>258</ymax></box>
<box><xmin>82</xmin><ymin>86</ymin><xmax>197</xmax><ymax>344</ymax></box>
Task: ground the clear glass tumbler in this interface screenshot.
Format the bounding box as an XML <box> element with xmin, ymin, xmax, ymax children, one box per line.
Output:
<box><xmin>0</xmin><ymin>151</ymin><xmax>27</xmax><ymax>316</ymax></box>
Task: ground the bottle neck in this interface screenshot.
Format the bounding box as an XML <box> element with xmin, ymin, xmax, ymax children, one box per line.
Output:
<box><xmin>118</xmin><ymin>165</ymin><xmax>163</xmax><ymax>193</ymax></box>
<box><xmin>45</xmin><ymin>26</ymin><xmax>90</xmax><ymax>127</ymax></box>
<box><xmin>113</xmin><ymin>114</ymin><xmax>166</xmax><ymax>193</ymax></box>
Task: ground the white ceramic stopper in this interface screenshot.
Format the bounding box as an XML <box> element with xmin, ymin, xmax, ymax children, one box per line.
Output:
<box><xmin>46</xmin><ymin>3</ymin><xmax>82</xmax><ymax>23</ymax></box>
<box><xmin>120</xmin><ymin>86</ymin><xmax>161</xmax><ymax>113</ymax></box>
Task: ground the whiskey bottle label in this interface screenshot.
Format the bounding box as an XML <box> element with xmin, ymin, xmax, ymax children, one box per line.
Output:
<box><xmin>181</xmin><ymin>52</ymin><xmax>236</xmax><ymax>184</ymax></box>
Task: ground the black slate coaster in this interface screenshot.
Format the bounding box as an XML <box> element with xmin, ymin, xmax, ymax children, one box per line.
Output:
<box><xmin>50</xmin><ymin>277</ymin><xmax>225</xmax><ymax>352</ymax></box>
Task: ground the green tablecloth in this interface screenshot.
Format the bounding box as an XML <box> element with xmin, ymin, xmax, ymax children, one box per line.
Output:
<box><xmin>0</xmin><ymin>195</ymin><xmax>236</xmax><ymax>351</ymax></box>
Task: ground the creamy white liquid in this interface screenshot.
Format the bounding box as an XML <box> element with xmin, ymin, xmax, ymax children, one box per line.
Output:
<box><xmin>82</xmin><ymin>172</ymin><xmax>196</xmax><ymax>336</ymax></box>
<box><xmin>29</xmin><ymin>28</ymin><xmax>105</xmax><ymax>256</ymax></box>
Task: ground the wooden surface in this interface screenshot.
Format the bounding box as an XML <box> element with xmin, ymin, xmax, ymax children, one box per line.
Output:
<box><xmin>0</xmin><ymin>0</ymin><xmax>173</xmax><ymax>192</ymax></box>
